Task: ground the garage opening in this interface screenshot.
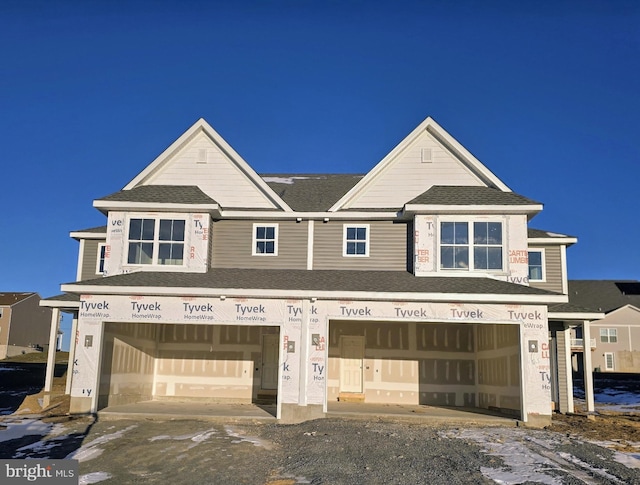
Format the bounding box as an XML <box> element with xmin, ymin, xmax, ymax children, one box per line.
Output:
<box><xmin>98</xmin><ymin>322</ymin><xmax>280</xmax><ymax>409</ymax></box>
<box><xmin>328</xmin><ymin>320</ymin><xmax>522</xmax><ymax>419</ymax></box>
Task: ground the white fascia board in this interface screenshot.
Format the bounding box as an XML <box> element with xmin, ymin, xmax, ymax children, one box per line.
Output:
<box><xmin>61</xmin><ymin>283</ymin><xmax>568</xmax><ymax>304</ymax></box>
<box><xmin>123</xmin><ymin>118</ymin><xmax>293</xmax><ymax>212</ymax></box>
<box><xmin>70</xmin><ymin>231</ymin><xmax>106</xmax><ymax>240</ymax></box>
<box><xmin>93</xmin><ymin>200</ymin><xmax>221</xmax><ymax>215</ymax></box>
<box><xmin>548</xmin><ymin>311</ymin><xmax>605</xmax><ymax>321</ymax></box>
<box><xmin>528</xmin><ymin>237</ymin><xmax>578</xmax><ymax>245</ymax></box>
<box><xmin>403</xmin><ymin>204</ymin><xmax>543</xmax><ymax>215</ymax></box>
<box><xmin>329</xmin><ymin>117</ymin><xmax>511</xmax><ymax>212</ymax></box>
<box><xmin>219</xmin><ymin>210</ymin><xmax>401</xmax><ymax>220</ymax></box>
<box><xmin>40</xmin><ymin>300</ymin><xmax>81</xmax><ymax>309</ymax></box>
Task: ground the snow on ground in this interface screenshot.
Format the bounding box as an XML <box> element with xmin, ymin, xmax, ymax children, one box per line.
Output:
<box><xmin>441</xmin><ymin>427</ymin><xmax>635</xmax><ymax>485</ymax></box>
<box><xmin>78</xmin><ymin>471</ymin><xmax>113</xmax><ymax>484</ymax></box>
<box><xmin>0</xmin><ymin>418</ymin><xmax>57</xmax><ymax>443</ymax></box>
<box><xmin>65</xmin><ymin>425</ymin><xmax>137</xmax><ymax>462</ymax></box>
<box><xmin>148</xmin><ymin>428</ymin><xmax>218</xmax><ymax>450</ymax></box>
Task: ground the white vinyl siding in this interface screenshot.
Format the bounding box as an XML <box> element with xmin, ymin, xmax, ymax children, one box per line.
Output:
<box><xmin>348</xmin><ymin>131</ymin><xmax>484</xmax><ymax>209</ymax></box>
<box><xmin>149</xmin><ymin>131</ymin><xmax>278</xmax><ymax>209</ymax></box>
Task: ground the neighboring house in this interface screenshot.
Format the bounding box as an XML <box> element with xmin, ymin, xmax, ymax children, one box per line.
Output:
<box><xmin>0</xmin><ymin>292</ymin><xmax>52</xmax><ymax>359</ymax></box>
<box><xmin>564</xmin><ymin>280</ymin><xmax>640</xmax><ymax>373</ymax></box>
<box><xmin>43</xmin><ymin>116</ymin><xmax>594</xmax><ymax>426</ymax></box>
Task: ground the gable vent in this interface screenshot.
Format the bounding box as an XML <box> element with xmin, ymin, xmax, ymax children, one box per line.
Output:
<box><xmin>421</xmin><ymin>148</ymin><xmax>432</xmax><ymax>163</ymax></box>
<box><xmin>197</xmin><ymin>149</ymin><xmax>208</xmax><ymax>163</ymax></box>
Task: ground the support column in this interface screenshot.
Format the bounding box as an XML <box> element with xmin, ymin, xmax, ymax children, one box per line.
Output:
<box><xmin>65</xmin><ymin>313</ymin><xmax>79</xmax><ymax>395</ymax></box>
<box><xmin>581</xmin><ymin>320</ymin><xmax>595</xmax><ymax>412</ymax></box>
<box><xmin>559</xmin><ymin>323</ymin><xmax>574</xmax><ymax>413</ymax></box>
<box><xmin>44</xmin><ymin>308</ymin><xmax>60</xmax><ymax>393</ymax></box>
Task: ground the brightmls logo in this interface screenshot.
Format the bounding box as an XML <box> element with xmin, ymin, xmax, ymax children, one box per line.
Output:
<box><xmin>2</xmin><ymin>460</ymin><xmax>77</xmax><ymax>484</ymax></box>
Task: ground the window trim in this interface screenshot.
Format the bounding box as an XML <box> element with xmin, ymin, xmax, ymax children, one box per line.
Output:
<box><xmin>600</xmin><ymin>328</ymin><xmax>618</xmax><ymax>344</ymax></box>
<box><xmin>125</xmin><ymin>216</ymin><xmax>187</xmax><ymax>267</ymax></box>
<box><xmin>527</xmin><ymin>248</ymin><xmax>546</xmax><ymax>282</ymax></box>
<box><xmin>252</xmin><ymin>223</ymin><xmax>279</xmax><ymax>256</ymax></box>
<box><xmin>96</xmin><ymin>242</ymin><xmax>107</xmax><ymax>275</ymax></box>
<box><xmin>438</xmin><ymin>219</ymin><xmax>505</xmax><ymax>272</ymax></box>
<box><xmin>604</xmin><ymin>352</ymin><xmax>615</xmax><ymax>371</ymax></box>
<box><xmin>343</xmin><ymin>224</ymin><xmax>370</xmax><ymax>257</ymax></box>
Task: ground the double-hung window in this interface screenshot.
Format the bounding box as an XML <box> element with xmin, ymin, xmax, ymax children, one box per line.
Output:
<box><xmin>528</xmin><ymin>250</ymin><xmax>545</xmax><ymax>281</ymax></box>
<box><xmin>343</xmin><ymin>225</ymin><xmax>369</xmax><ymax>256</ymax></box>
<box><xmin>127</xmin><ymin>218</ymin><xmax>185</xmax><ymax>266</ymax></box>
<box><xmin>600</xmin><ymin>328</ymin><xmax>618</xmax><ymax>343</ymax></box>
<box><xmin>96</xmin><ymin>243</ymin><xmax>107</xmax><ymax>275</ymax></box>
<box><xmin>440</xmin><ymin>221</ymin><xmax>503</xmax><ymax>270</ymax></box>
<box><xmin>253</xmin><ymin>224</ymin><xmax>278</xmax><ymax>255</ymax></box>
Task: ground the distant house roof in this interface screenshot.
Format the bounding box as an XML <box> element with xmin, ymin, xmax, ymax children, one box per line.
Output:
<box><xmin>262</xmin><ymin>174</ymin><xmax>363</xmax><ymax>212</ymax></box>
<box><xmin>0</xmin><ymin>292</ymin><xmax>37</xmax><ymax>306</ymax></box>
<box><xmin>561</xmin><ymin>280</ymin><xmax>640</xmax><ymax>313</ymax></box>
<box><xmin>62</xmin><ymin>268</ymin><xmax>562</xmax><ymax>302</ymax></box>
<box><xmin>407</xmin><ymin>186</ymin><xmax>541</xmax><ymax>206</ymax></box>
<box><xmin>528</xmin><ymin>228</ymin><xmax>576</xmax><ymax>240</ymax></box>
<box><xmin>97</xmin><ymin>185</ymin><xmax>218</xmax><ymax>205</ymax></box>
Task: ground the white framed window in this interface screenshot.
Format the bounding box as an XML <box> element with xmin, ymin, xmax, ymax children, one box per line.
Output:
<box><xmin>0</xmin><ymin>308</ymin><xmax>3</xmax><ymax>318</ymax></box>
<box><xmin>253</xmin><ymin>224</ymin><xmax>278</xmax><ymax>255</ymax></box>
<box><xmin>343</xmin><ymin>224</ymin><xmax>369</xmax><ymax>257</ymax></box>
<box><xmin>600</xmin><ymin>328</ymin><xmax>618</xmax><ymax>343</ymax></box>
<box><xmin>439</xmin><ymin>221</ymin><xmax>503</xmax><ymax>270</ymax></box>
<box><xmin>96</xmin><ymin>243</ymin><xmax>107</xmax><ymax>275</ymax></box>
<box><xmin>528</xmin><ymin>249</ymin><xmax>545</xmax><ymax>281</ymax></box>
<box><xmin>604</xmin><ymin>352</ymin><xmax>615</xmax><ymax>371</ymax></box>
<box><xmin>127</xmin><ymin>217</ymin><xmax>186</xmax><ymax>266</ymax></box>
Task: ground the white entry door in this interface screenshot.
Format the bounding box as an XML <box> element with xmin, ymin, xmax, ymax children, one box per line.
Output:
<box><xmin>340</xmin><ymin>336</ymin><xmax>364</xmax><ymax>393</ymax></box>
<box><xmin>261</xmin><ymin>334</ymin><xmax>279</xmax><ymax>390</ymax></box>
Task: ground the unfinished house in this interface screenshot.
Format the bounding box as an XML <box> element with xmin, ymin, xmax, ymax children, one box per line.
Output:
<box><xmin>42</xmin><ymin>117</ymin><xmax>587</xmax><ymax>426</ymax></box>
<box><xmin>0</xmin><ymin>292</ymin><xmax>52</xmax><ymax>359</ymax></box>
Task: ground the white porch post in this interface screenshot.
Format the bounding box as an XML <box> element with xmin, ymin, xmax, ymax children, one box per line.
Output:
<box><xmin>581</xmin><ymin>320</ymin><xmax>595</xmax><ymax>412</ymax></box>
<box><xmin>44</xmin><ymin>308</ymin><xmax>60</xmax><ymax>392</ymax></box>
<box><xmin>65</xmin><ymin>313</ymin><xmax>79</xmax><ymax>395</ymax></box>
<box><xmin>562</xmin><ymin>323</ymin><xmax>574</xmax><ymax>413</ymax></box>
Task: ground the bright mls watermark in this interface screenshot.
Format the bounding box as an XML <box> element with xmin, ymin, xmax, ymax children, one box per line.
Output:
<box><xmin>1</xmin><ymin>460</ymin><xmax>78</xmax><ymax>484</ymax></box>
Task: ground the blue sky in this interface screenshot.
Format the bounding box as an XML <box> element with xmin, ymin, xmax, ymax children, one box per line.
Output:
<box><xmin>1</xmin><ymin>1</ymin><xmax>638</xmax><ymax>350</ymax></box>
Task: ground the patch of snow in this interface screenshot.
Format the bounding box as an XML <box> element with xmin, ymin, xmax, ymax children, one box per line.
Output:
<box><xmin>262</xmin><ymin>176</ymin><xmax>314</xmax><ymax>184</ymax></box>
<box><xmin>66</xmin><ymin>425</ymin><xmax>137</xmax><ymax>462</ymax></box>
<box><xmin>224</xmin><ymin>425</ymin><xmax>269</xmax><ymax>448</ymax></box>
<box><xmin>79</xmin><ymin>472</ymin><xmax>113</xmax><ymax>484</ymax></box>
<box><xmin>0</xmin><ymin>418</ymin><xmax>53</xmax><ymax>443</ymax></box>
<box><xmin>557</xmin><ymin>451</ymin><xmax>625</xmax><ymax>483</ymax></box>
<box><xmin>148</xmin><ymin>429</ymin><xmax>217</xmax><ymax>449</ymax></box>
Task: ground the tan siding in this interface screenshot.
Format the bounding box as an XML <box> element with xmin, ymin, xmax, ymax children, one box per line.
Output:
<box><xmin>149</xmin><ymin>132</ymin><xmax>276</xmax><ymax>209</ymax></box>
<box><xmin>314</xmin><ymin>221</ymin><xmax>408</xmax><ymax>270</ymax></box>
<box><xmin>528</xmin><ymin>245</ymin><xmax>563</xmax><ymax>293</ymax></box>
<box><xmin>212</xmin><ymin>220</ymin><xmax>307</xmax><ymax>269</ymax></box>
<box><xmin>349</xmin><ymin>131</ymin><xmax>484</xmax><ymax>209</ymax></box>
<box><xmin>81</xmin><ymin>239</ymin><xmax>103</xmax><ymax>281</ymax></box>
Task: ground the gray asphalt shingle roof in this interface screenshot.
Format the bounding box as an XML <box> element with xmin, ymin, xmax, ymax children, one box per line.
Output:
<box><xmin>528</xmin><ymin>228</ymin><xmax>576</xmax><ymax>239</ymax></box>
<box><xmin>555</xmin><ymin>280</ymin><xmax>640</xmax><ymax>313</ymax></box>
<box><xmin>262</xmin><ymin>174</ymin><xmax>363</xmax><ymax>212</ymax></box>
<box><xmin>66</xmin><ymin>268</ymin><xmax>560</xmax><ymax>299</ymax></box>
<box><xmin>408</xmin><ymin>186</ymin><xmax>541</xmax><ymax>206</ymax></box>
<box><xmin>97</xmin><ymin>185</ymin><xmax>218</xmax><ymax>205</ymax></box>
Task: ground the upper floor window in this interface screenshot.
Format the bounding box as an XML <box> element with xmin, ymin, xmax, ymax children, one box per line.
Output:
<box><xmin>440</xmin><ymin>221</ymin><xmax>503</xmax><ymax>270</ymax></box>
<box><xmin>344</xmin><ymin>224</ymin><xmax>369</xmax><ymax>257</ymax></box>
<box><xmin>96</xmin><ymin>243</ymin><xmax>107</xmax><ymax>275</ymax></box>
<box><xmin>127</xmin><ymin>218</ymin><xmax>185</xmax><ymax>266</ymax></box>
<box><xmin>528</xmin><ymin>249</ymin><xmax>545</xmax><ymax>281</ymax></box>
<box><xmin>253</xmin><ymin>224</ymin><xmax>278</xmax><ymax>255</ymax></box>
<box><xmin>600</xmin><ymin>328</ymin><xmax>617</xmax><ymax>343</ymax></box>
